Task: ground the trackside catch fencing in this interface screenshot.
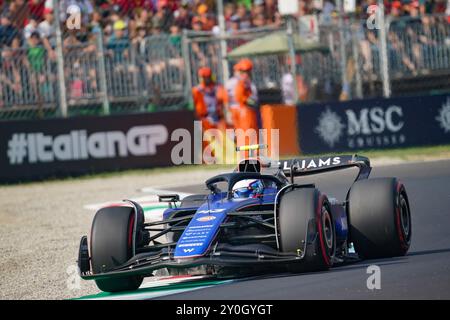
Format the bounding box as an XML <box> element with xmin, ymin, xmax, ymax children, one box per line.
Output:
<box><xmin>0</xmin><ymin>12</ymin><xmax>449</xmax><ymax>120</ymax></box>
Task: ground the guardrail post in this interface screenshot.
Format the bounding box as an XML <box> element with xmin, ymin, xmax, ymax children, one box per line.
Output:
<box><xmin>217</xmin><ymin>0</ymin><xmax>229</xmax><ymax>83</ymax></box>
<box><xmin>352</xmin><ymin>22</ymin><xmax>363</xmax><ymax>99</ymax></box>
<box><xmin>53</xmin><ymin>0</ymin><xmax>68</xmax><ymax>117</ymax></box>
<box><xmin>286</xmin><ymin>16</ymin><xmax>299</xmax><ymax>104</ymax></box>
<box><xmin>96</xmin><ymin>30</ymin><xmax>110</xmax><ymax>115</ymax></box>
<box><xmin>182</xmin><ymin>29</ymin><xmax>193</xmax><ymax>109</ymax></box>
<box><xmin>378</xmin><ymin>0</ymin><xmax>391</xmax><ymax>98</ymax></box>
<box><xmin>336</xmin><ymin>0</ymin><xmax>349</xmax><ymax>99</ymax></box>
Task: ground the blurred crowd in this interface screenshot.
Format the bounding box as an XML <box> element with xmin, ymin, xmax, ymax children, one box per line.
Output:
<box><xmin>0</xmin><ymin>0</ymin><xmax>449</xmax><ymax>108</ymax></box>
<box><xmin>0</xmin><ymin>1</ymin><xmax>448</xmax><ymax>51</ymax></box>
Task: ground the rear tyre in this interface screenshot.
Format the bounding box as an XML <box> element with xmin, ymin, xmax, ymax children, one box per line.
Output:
<box><xmin>279</xmin><ymin>187</ymin><xmax>335</xmax><ymax>272</ymax></box>
<box><xmin>90</xmin><ymin>206</ymin><xmax>144</xmax><ymax>292</ymax></box>
<box><xmin>348</xmin><ymin>178</ymin><xmax>412</xmax><ymax>259</ymax></box>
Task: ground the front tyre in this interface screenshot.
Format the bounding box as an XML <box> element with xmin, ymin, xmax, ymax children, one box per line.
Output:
<box><xmin>90</xmin><ymin>206</ymin><xmax>144</xmax><ymax>292</ymax></box>
<box><xmin>348</xmin><ymin>178</ymin><xmax>412</xmax><ymax>259</ymax></box>
<box><xmin>279</xmin><ymin>187</ymin><xmax>335</xmax><ymax>272</ymax></box>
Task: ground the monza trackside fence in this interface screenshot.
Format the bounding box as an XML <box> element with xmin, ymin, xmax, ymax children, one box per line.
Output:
<box><xmin>184</xmin><ymin>14</ymin><xmax>450</xmax><ymax>105</ymax></box>
<box><xmin>183</xmin><ymin>26</ymin><xmax>284</xmax><ymax>87</ymax></box>
<box><xmin>0</xmin><ymin>47</ymin><xmax>58</xmax><ymax>118</ymax></box>
<box><xmin>313</xmin><ymin>14</ymin><xmax>450</xmax><ymax>102</ymax></box>
<box><xmin>0</xmin><ymin>14</ymin><xmax>449</xmax><ymax>121</ymax></box>
<box><xmin>182</xmin><ymin>26</ymin><xmax>287</xmax><ymax>102</ymax></box>
<box><xmin>0</xmin><ymin>33</ymin><xmax>187</xmax><ymax>120</ymax></box>
<box><xmin>183</xmin><ymin>24</ymin><xmax>352</xmax><ymax>104</ymax></box>
<box><xmin>387</xmin><ymin>15</ymin><xmax>450</xmax><ymax>76</ymax></box>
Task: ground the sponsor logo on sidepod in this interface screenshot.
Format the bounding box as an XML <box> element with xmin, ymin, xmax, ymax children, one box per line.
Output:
<box><xmin>196</xmin><ymin>216</ymin><xmax>217</xmax><ymax>222</ymax></box>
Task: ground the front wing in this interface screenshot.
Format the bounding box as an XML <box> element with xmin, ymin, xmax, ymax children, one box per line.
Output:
<box><xmin>78</xmin><ymin>240</ymin><xmax>302</xmax><ymax>281</ymax></box>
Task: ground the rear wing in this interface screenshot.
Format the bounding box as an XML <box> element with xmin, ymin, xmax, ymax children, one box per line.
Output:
<box><xmin>279</xmin><ymin>155</ymin><xmax>371</xmax><ymax>182</ymax></box>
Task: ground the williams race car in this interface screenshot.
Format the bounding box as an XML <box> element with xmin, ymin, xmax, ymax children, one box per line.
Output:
<box><xmin>78</xmin><ymin>145</ymin><xmax>412</xmax><ymax>292</ymax></box>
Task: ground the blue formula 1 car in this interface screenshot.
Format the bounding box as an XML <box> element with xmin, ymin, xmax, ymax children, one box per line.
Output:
<box><xmin>78</xmin><ymin>145</ymin><xmax>412</xmax><ymax>293</ymax></box>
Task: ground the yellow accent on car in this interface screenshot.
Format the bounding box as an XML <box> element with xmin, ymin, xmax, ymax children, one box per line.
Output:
<box><xmin>236</xmin><ymin>144</ymin><xmax>268</xmax><ymax>152</ymax></box>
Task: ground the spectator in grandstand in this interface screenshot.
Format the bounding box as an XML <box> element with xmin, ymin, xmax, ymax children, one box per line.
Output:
<box><xmin>152</xmin><ymin>0</ymin><xmax>174</xmax><ymax>31</ymax></box>
<box><xmin>236</xmin><ymin>3</ymin><xmax>251</xmax><ymax>29</ymax></box>
<box><xmin>26</xmin><ymin>31</ymin><xmax>46</xmax><ymax>99</ymax></box>
<box><xmin>189</xmin><ymin>18</ymin><xmax>208</xmax><ymax>65</ymax></box>
<box><xmin>37</xmin><ymin>7</ymin><xmax>56</xmax><ymax>60</ymax></box>
<box><xmin>264</xmin><ymin>0</ymin><xmax>278</xmax><ymax>23</ymax></box>
<box><xmin>107</xmin><ymin>19</ymin><xmax>129</xmax><ymax>62</ymax></box>
<box><xmin>228</xmin><ymin>14</ymin><xmax>241</xmax><ymax>33</ymax></box>
<box><xmin>7</xmin><ymin>0</ymin><xmax>30</xmax><ymax>29</ymax></box>
<box><xmin>151</xmin><ymin>18</ymin><xmax>163</xmax><ymax>35</ymax></box>
<box><xmin>196</xmin><ymin>3</ymin><xmax>215</xmax><ymax>31</ymax></box>
<box><xmin>251</xmin><ymin>13</ymin><xmax>265</xmax><ymax>28</ymax></box>
<box><xmin>405</xmin><ymin>0</ymin><xmax>421</xmax><ymax>18</ymax></box>
<box><xmin>360</xmin><ymin>29</ymin><xmax>378</xmax><ymax>79</ymax></box>
<box><xmin>320</xmin><ymin>0</ymin><xmax>335</xmax><ymax>25</ymax></box>
<box><xmin>28</xmin><ymin>0</ymin><xmax>45</xmax><ymax>21</ymax></box>
<box><xmin>224</xmin><ymin>2</ymin><xmax>236</xmax><ymax>30</ymax></box>
<box><xmin>168</xmin><ymin>23</ymin><xmax>184</xmax><ymax>73</ymax></box>
<box><xmin>81</xmin><ymin>31</ymin><xmax>99</xmax><ymax>93</ymax></box>
<box><xmin>107</xmin><ymin>18</ymin><xmax>139</xmax><ymax>96</ymax></box>
<box><xmin>23</xmin><ymin>17</ymin><xmax>38</xmax><ymax>39</ymax></box>
<box><xmin>412</xmin><ymin>14</ymin><xmax>443</xmax><ymax>72</ymax></box>
<box><xmin>0</xmin><ymin>13</ymin><xmax>26</xmax><ymax>107</ymax></box>
<box><xmin>131</xmin><ymin>7</ymin><xmax>152</xmax><ymax>32</ymax></box>
<box><xmin>169</xmin><ymin>24</ymin><xmax>181</xmax><ymax>46</ymax></box>
<box><xmin>68</xmin><ymin>61</ymin><xmax>84</xmax><ymax>99</ymax></box>
<box><xmin>251</xmin><ymin>0</ymin><xmax>265</xmax><ymax>17</ymax></box>
<box><xmin>89</xmin><ymin>9</ymin><xmax>103</xmax><ymax>34</ymax></box>
<box><xmin>0</xmin><ymin>40</ymin><xmax>22</xmax><ymax>108</ymax></box>
<box><xmin>273</xmin><ymin>11</ymin><xmax>283</xmax><ymax>27</ymax></box>
<box><xmin>404</xmin><ymin>4</ymin><xmax>426</xmax><ymax>72</ymax></box>
<box><xmin>388</xmin><ymin>29</ymin><xmax>417</xmax><ymax>75</ymax></box>
<box><xmin>102</xmin><ymin>7</ymin><xmax>123</xmax><ymax>39</ymax></box>
<box><xmin>0</xmin><ymin>12</ymin><xmax>20</xmax><ymax>49</ymax></box>
<box><xmin>131</xmin><ymin>23</ymin><xmax>147</xmax><ymax>54</ymax></box>
<box><xmin>390</xmin><ymin>1</ymin><xmax>404</xmax><ymax>18</ymax></box>
<box><xmin>63</xmin><ymin>29</ymin><xmax>81</xmax><ymax>53</ymax></box>
<box><xmin>174</xmin><ymin>2</ymin><xmax>192</xmax><ymax>29</ymax></box>
<box><xmin>26</xmin><ymin>31</ymin><xmax>45</xmax><ymax>71</ymax></box>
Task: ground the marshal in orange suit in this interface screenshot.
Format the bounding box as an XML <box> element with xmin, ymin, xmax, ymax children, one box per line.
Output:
<box><xmin>234</xmin><ymin>59</ymin><xmax>259</xmax><ymax>132</ymax></box>
<box><xmin>191</xmin><ymin>67</ymin><xmax>227</xmax><ymax>132</ymax></box>
<box><xmin>234</xmin><ymin>59</ymin><xmax>259</xmax><ymax>148</ymax></box>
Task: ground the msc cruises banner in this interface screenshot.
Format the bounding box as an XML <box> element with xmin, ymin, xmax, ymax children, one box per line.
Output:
<box><xmin>297</xmin><ymin>94</ymin><xmax>450</xmax><ymax>154</ymax></box>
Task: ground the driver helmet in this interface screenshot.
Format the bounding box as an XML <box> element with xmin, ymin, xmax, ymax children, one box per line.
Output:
<box><xmin>232</xmin><ymin>179</ymin><xmax>264</xmax><ymax>198</ymax></box>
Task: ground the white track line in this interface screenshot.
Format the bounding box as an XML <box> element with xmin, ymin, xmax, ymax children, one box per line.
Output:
<box><xmin>79</xmin><ymin>276</ymin><xmax>231</xmax><ymax>300</ymax></box>
<box><xmin>83</xmin><ymin>285</ymin><xmax>218</xmax><ymax>300</ymax></box>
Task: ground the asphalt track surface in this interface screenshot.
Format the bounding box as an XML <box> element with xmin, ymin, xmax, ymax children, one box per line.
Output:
<box><xmin>156</xmin><ymin>159</ymin><xmax>450</xmax><ymax>299</ymax></box>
